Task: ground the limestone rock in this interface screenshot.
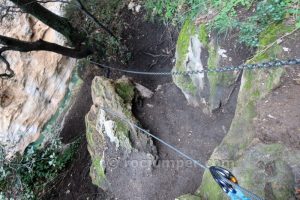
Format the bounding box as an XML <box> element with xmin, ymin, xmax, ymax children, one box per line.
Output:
<box><xmin>134</xmin><ymin>82</ymin><xmax>154</xmax><ymax>98</ymax></box>
<box><xmin>0</xmin><ymin>1</ymin><xmax>76</xmax><ymax>157</ymax></box>
<box><xmin>86</xmin><ymin>76</ymin><xmax>157</xmax><ymax>189</ymax></box>
<box><xmin>172</xmin><ymin>20</ymin><xmax>236</xmax><ymax>111</ymax></box>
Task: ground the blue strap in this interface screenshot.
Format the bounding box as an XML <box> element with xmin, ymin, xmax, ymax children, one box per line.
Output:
<box><xmin>228</xmin><ymin>190</ymin><xmax>251</xmax><ymax>200</ymax></box>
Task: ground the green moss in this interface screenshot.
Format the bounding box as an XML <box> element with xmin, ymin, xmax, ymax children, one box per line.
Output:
<box><xmin>115</xmin><ymin>120</ymin><xmax>128</xmax><ymax>135</ymax></box>
<box><xmin>35</xmin><ymin>67</ymin><xmax>83</xmax><ymax>146</ymax></box>
<box><xmin>91</xmin><ymin>156</ymin><xmax>106</xmax><ymax>187</ymax></box>
<box><xmin>198</xmin><ymin>22</ymin><xmax>294</xmax><ymax>199</ymax></box>
<box><xmin>113</xmin><ymin>120</ymin><xmax>132</xmax><ymax>150</ymax></box>
<box><xmin>207</xmin><ymin>43</ymin><xmax>236</xmax><ymax>110</ymax></box>
<box><xmin>236</xmin><ymin>144</ymin><xmax>294</xmax><ymax>198</ymax></box>
<box><xmin>176</xmin><ymin>75</ymin><xmax>198</xmax><ymax>95</ymax></box>
<box><xmin>272</xmin><ymin>160</ymin><xmax>294</xmax><ymax>199</ymax></box>
<box><xmin>243</xmin><ymin>70</ymin><xmax>254</xmax><ymax>90</ymax></box>
<box><xmin>241</xmin><ymin>166</ymin><xmax>255</xmax><ymax>187</ymax></box>
<box><xmin>85</xmin><ymin>117</ymin><xmax>96</xmax><ymax>147</ymax></box>
<box><xmin>252</xmin><ymin>24</ymin><xmax>293</xmax><ymax>62</ymax></box>
<box><xmin>262</xmin><ymin>143</ymin><xmax>283</xmax><ymax>155</ymax></box>
<box><xmin>207</xmin><ymin>44</ymin><xmax>219</xmax><ymax>99</ymax></box>
<box><xmin>175</xmin><ymin>19</ymin><xmax>196</xmax><ymax>72</ymax></box>
<box><xmin>243</xmin><ymin>23</ymin><xmax>289</xmax><ymax>97</ymax></box>
<box><xmin>115</xmin><ymin>82</ymin><xmax>135</xmax><ymax>104</ymax></box>
<box><xmin>266</xmin><ymin>68</ymin><xmax>284</xmax><ymax>91</ymax></box>
<box><xmin>197</xmin><ymin>170</ymin><xmax>224</xmax><ymax>199</ymax></box>
<box><xmin>199</xmin><ymin>24</ymin><xmax>209</xmax><ymax>46</ymax></box>
<box><xmin>252</xmin><ymin>90</ymin><xmax>260</xmax><ymax>98</ymax></box>
<box><xmin>259</xmin><ymin>24</ymin><xmax>293</xmax><ymax>47</ymax></box>
<box><xmin>219</xmin><ymin>100</ymin><xmax>257</xmax><ymax>159</ymax></box>
<box><xmin>173</xmin><ymin>19</ymin><xmax>198</xmax><ymax>95</ymax></box>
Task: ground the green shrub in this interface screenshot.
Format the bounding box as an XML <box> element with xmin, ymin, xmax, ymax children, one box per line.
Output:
<box><xmin>0</xmin><ymin>138</ymin><xmax>80</xmax><ymax>199</ymax></box>
<box><xmin>145</xmin><ymin>0</ymin><xmax>207</xmax><ymax>25</ymax></box>
<box><xmin>238</xmin><ymin>0</ymin><xmax>290</xmax><ymax>47</ymax></box>
<box><xmin>145</xmin><ymin>0</ymin><xmax>299</xmax><ymax>47</ymax></box>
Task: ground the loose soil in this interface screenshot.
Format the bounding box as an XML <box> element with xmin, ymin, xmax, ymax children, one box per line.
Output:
<box><xmin>46</xmin><ymin>8</ymin><xmax>254</xmax><ymax>200</ymax></box>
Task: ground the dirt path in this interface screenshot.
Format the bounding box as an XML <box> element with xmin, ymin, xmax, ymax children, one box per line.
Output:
<box><xmin>127</xmin><ymin>83</ymin><xmax>238</xmax><ymax>199</ymax></box>
<box><xmin>96</xmin><ymin>11</ymin><xmax>242</xmax><ymax>200</ymax></box>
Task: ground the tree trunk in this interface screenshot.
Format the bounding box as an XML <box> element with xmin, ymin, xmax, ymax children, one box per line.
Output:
<box><xmin>9</xmin><ymin>0</ymin><xmax>85</xmax><ymax>46</ymax></box>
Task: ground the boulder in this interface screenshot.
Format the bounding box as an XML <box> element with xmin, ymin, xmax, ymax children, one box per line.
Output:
<box><xmin>172</xmin><ymin>19</ymin><xmax>237</xmax><ymax>112</ymax></box>
<box><xmin>85</xmin><ymin>76</ymin><xmax>157</xmax><ymax>189</ymax></box>
<box><xmin>196</xmin><ymin>24</ymin><xmax>300</xmax><ymax>199</ymax></box>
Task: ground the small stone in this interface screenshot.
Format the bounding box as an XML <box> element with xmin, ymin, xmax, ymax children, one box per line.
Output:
<box><xmin>293</xmin><ymin>78</ymin><xmax>300</xmax><ymax>85</ymax></box>
<box><xmin>135</xmin><ymin>5</ymin><xmax>141</xmax><ymax>13</ymax></box>
<box><xmin>155</xmin><ymin>85</ymin><xmax>162</xmax><ymax>91</ymax></box>
<box><xmin>267</xmin><ymin>114</ymin><xmax>276</xmax><ymax>119</ymax></box>
<box><xmin>146</xmin><ymin>104</ymin><xmax>154</xmax><ymax>108</ymax></box>
<box><xmin>135</xmin><ymin>83</ymin><xmax>154</xmax><ymax>98</ymax></box>
<box><xmin>128</xmin><ymin>2</ymin><xmax>135</xmax><ymax>11</ymax></box>
<box><xmin>282</xmin><ymin>47</ymin><xmax>289</xmax><ymax>52</ymax></box>
<box><xmin>276</xmin><ymin>38</ymin><xmax>283</xmax><ymax>44</ymax></box>
<box><xmin>217</xmin><ymin>48</ymin><xmax>227</xmax><ymax>58</ymax></box>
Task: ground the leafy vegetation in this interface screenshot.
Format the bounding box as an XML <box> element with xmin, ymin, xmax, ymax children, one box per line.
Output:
<box><xmin>0</xmin><ymin>138</ymin><xmax>80</xmax><ymax>199</ymax></box>
<box><xmin>237</xmin><ymin>0</ymin><xmax>295</xmax><ymax>47</ymax></box>
<box><xmin>64</xmin><ymin>0</ymin><xmax>128</xmax><ymax>61</ymax></box>
<box><xmin>145</xmin><ymin>0</ymin><xmax>208</xmax><ymax>25</ymax></box>
<box><xmin>145</xmin><ymin>0</ymin><xmax>300</xmax><ymax>47</ymax></box>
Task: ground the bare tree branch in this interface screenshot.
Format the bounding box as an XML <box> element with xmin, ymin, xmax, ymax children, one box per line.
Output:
<box><xmin>0</xmin><ymin>35</ymin><xmax>94</xmax><ymax>57</ymax></box>
<box><xmin>0</xmin><ymin>35</ymin><xmax>94</xmax><ymax>79</ymax></box>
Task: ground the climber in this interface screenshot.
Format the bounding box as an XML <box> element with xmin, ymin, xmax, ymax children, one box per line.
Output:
<box><xmin>209</xmin><ymin>166</ymin><xmax>251</xmax><ymax>200</ymax></box>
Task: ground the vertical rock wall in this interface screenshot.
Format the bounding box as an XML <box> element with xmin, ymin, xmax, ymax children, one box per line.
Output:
<box><xmin>0</xmin><ymin>2</ymin><xmax>76</xmax><ymax>157</ymax></box>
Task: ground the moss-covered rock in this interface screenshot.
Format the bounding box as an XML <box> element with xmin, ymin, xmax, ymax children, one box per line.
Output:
<box><xmin>206</xmin><ymin>40</ymin><xmax>237</xmax><ymax>111</ymax></box>
<box><xmin>85</xmin><ymin>76</ymin><xmax>157</xmax><ymax>189</ymax></box>
<box><xmin>115</xmin><ymin>78</ymin><xmax>135</xmax><ymax>104</ymax></box>
<box><xmin>196</xmin><ymin>23</ymin><xmax>298</xmax><ymax>199</ymax></box>
<box><xmin>173</xmin><ymin>19</ymin><xmax>237</xmax><ymax>111</ymax></box>
<box><xmin>173</xmin><ymin>19</ymin><xmax>199</xmax><ymax>105</ymax></box>
<box><xmin>39</xmin><ymin>66</ymin><xmax>83</xmax><ymax>144</ymax></box>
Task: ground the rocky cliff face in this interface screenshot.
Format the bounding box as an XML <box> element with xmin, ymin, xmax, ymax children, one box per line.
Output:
<box><xmin>0</xmin><ymin>2</ymin><xmax>76</xmax><ymax>157</ymax></box>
